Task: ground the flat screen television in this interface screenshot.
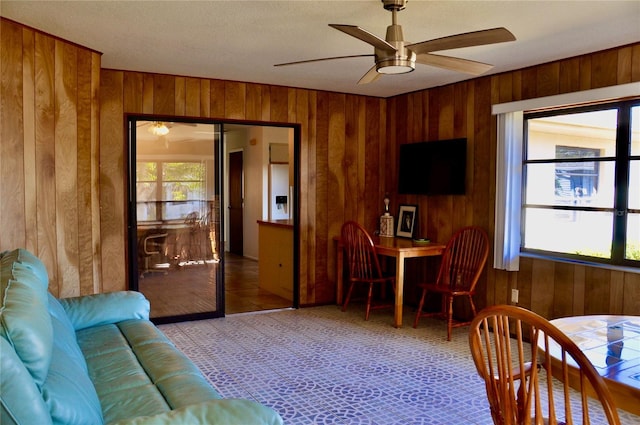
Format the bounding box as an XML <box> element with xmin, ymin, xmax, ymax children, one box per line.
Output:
<box><xmin>398</xmin><ymin>138</ymin><xmax>467</xmax><ymax>195</ymax></box>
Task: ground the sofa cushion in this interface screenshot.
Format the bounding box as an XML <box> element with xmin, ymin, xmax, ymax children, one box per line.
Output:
<box><xmin>0</xmin><ymin>336</ymin><xmax>53</xmax><ymax>425</ymax></box>
<box><xmin>100</xmin><ymin>384</ymin><xmax>171</xmax><ymax>424</ymax></box>
<box><xmin>41</xmin><ymin>338</ymin><xmax>103</xmax><ymax>425</ymax></box>
<box><xmin>48</xmin><ymin>294</ymin><xmax>88</xmax><ymax>373</ymax></box>
<box><xmin>59</xmin><ymin>291</ymin><xmax>150</xmax><ymax>331</ymax></box>
<box><xmin>0</xmin><ymin>249</ymin><xmax>53</xmax><ymax>388</ymax></box>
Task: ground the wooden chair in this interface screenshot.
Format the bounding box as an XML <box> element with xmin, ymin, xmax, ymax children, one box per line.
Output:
<box><xmin>413</xmin><ymin>226</ymin><xmax>489</xmax><ymax>340</ymax></box>
<box><xmin>469</xmin><ymin>305</ymin><xmax>621</xmax><ymax>425</ymax></box>
<box><xmin>340</xmin><ymin>221</ymin><xmax>395</xmax><ymax>320</ymax></box>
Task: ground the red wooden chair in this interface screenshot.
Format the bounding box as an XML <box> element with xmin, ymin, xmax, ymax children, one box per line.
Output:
<box><xmin>413</xmin><ymin>226</ymin><xmax>489</xmax><ymax>340</ymax></box>
<box><xmin>469</xmin><ymin>305</ymin><xmax>620</xmax><ymax>425</ymax></box>
<box><xmin>340</xmin><ymin>221</ymin><xmax>395</xmax><ymax>320</ymax></box>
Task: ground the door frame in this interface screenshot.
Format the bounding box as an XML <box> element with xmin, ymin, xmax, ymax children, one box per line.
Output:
<box><xmin>125</xmin><ymin>115</ymin><xmax>224</xmax><ymax>324</ymax></box>
<box><xmin>126</xmin><ymin>115</ymin><xmax>301</xmax><ymax>323</ymax></box>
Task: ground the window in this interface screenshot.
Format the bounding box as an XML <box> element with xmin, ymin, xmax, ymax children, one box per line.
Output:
<box><xmin>136</xmin><ymin>161</ymin><xmax>207</xmax><ymax>222</ymax></box>
<box><xmin>522</xmin><ymin>100</ymin><xmax>640</xmax><ymax>267</ymax></box>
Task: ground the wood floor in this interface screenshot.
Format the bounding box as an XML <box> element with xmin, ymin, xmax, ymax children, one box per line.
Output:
<box><xmin>138</xmin><ymin>252</ymin><xmax>292</xmax><ymax>319</ymax></box>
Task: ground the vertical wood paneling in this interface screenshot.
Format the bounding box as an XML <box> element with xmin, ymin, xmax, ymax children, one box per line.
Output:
<box><xmin>343</xmin><ymin>95</ymin><xmax>359</xmax><ymax>222</ymax></box>
<box><xmin>153</xmin><ymin>75</ymin><xmax>175</xmax><ymax>115</ymax></box>
<box><xmin>90</xmin><ymin>52</ymin><xmax>102</xmax><ymax>294</ymax></box>
<box><xmin>305</xmin><ymin>90</ymin><xmax>318</xmax><ymax>304</ymax></box>
<box><xmin>552</xmin><ymin>262</ymin><xmax>574</xmax><ymax>317</ymax></box>
<box><xmin>1</xmin><ymin>21</ymin><xmax>26</xmax><ymax>249</ymax></box>
<box><xmin>123</xmin><ymin>72</ymin><xmax>144</xmax><ymax>113</ymax></box>
<box><xmin>174</xmin><ymin>76</ymin><xmax>186</xmax><ymax>116</ymax></box>
<box><xmin>558</xmin><ymin>58</ymin><xmax>580</xmax><ymax>94</ymax></box>
<box><xmin>1</xmin><ymin>21</ymin><xmax>101</xmax><ymax>298</ymax></box>
<box><xmin>245</xmin><ymin>83</ymin><xmax>262</xmax><ymax>121</ymax></box>
<box><xmin>76</xmin><ymin>48</ymin><xmax>96</xmax><ymax>295</ymax></box>
<box><xmin>99</xmin><ymin>70</ymin><xmax>126</xmax><ymax>293</ymax></box>
<box><xmin>34</xmin><ymin>32</ymin><xmax>58</xmax><ymax>290</ymax></box>
<box><xmin>535</xmin><ymin>62</ymin><xmax>560</xmax><ymax>97</ymax></box>
<box><xmin>325</xmin><ymin>93</ymin><xmax>345</xmax><ymax>302</ymax></box>
<box><xmin>622</xmin><ymin>272</ymin><xmax>640</xmax><ymax>313</ymax></box>
<box><xmin>270</xmin><ymin>86</ymin><xmax>289</xmax><ymax>123</ymax></box>
<box><xmin>224</xmin><ymin>81</ymin><xmax>246</xmax><ymax>119</ymax></box>
<box><xmin>364</xmin><ymin>97</ymin><xmax>381</xmax><ymax>229</ymax></box>
<box><xmin>199</xmin><ymin>79</ymin><xmax>210</xmax><ymax>117</ymax></box>
<box><xmin>23</xmin><ymin>28</ymin><xmax>37</xmax><ymax>253</ymax></box>
<box><xmin>592</xmin><ymin>49</ymin><xmax>618</xmax><ymax>88</ymax></box>
<box><xmin>210</xmin><ymin>80</ymin><xmax>225</xmax><ymax>118</ymax></box>
<box><xmin>296</xmin><ymin>88</ymin><xmax>310</xmax><ymax>302</ymax></box>
<box><xmin>185</xmin><ymin>77</ymin><xmax>201</xmax><ymax>117</ymax></box>
<box><xmin>54</xmin><ymin>41</ymin><xmax>80</xmax><ymax>297</ymax></box>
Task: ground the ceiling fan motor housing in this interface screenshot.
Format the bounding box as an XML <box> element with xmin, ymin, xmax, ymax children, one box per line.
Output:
<box><xmin>382</xmin><ymin>0</ymin><xmax>407</xmax><ymax>11</ymax></box>
<box><xmin>376</xmin><ymin>23</ymin><xmax>415</xmax><ymax>74</ymax></box>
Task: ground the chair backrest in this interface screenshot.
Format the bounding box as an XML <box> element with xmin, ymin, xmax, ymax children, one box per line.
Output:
<box><xmin>469</xmin><ymin>305</ymin><xmax>620</xmax><ymax>425</ymax></box>
<box><xmin>340</xmin><ymin>221</ymin><xmax>385</xmax><ymax>282</ymax></box>
<box><xmin>436</xmin><ymin>226</ymin><xmax>489</xmax><ymax>292</ymax></box>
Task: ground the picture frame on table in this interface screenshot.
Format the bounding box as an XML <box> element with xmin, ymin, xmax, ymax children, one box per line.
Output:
<box><xmin>396</xmin><ymin>204</ymin><xmax>418</xmax><ymax>238</ymax></box>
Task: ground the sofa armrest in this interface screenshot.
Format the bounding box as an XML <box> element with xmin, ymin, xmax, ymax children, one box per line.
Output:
<box><xmin>109</xmin><ymin>399</ymin><xmax>283</xmax><ymax>425</ymax></box>
<box><xmin>58</xmin><ymin>291</ymin><xmax>150</xmax><ymax>330</ymax></box>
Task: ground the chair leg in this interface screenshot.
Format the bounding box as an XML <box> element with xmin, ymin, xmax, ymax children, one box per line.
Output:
<box><xmin>365</xmin><ymin>283</ymin><xmax>374</xmax><ymax>320</ymax></box>
<box><xmin>413</xmin><ymin>288</ymin><xmax>427</xmax><ymax>328</ymax></box>
<box><xmin>446</xmin><ymin>295</ymin><xmax>454</xmax><ymax>341</ymax></box>
<box><xmin>342</xmin><ymin>283</ymin><xmax>355</xmax><ymax>313</ymax></box>
<box><xmin>468</xmin><ymin>295</ymin><xmax>477</xmax><ymax>317</ymax></box>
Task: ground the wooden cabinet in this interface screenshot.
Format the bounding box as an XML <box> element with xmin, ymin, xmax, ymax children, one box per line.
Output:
<box><xmin>258</xmin><ymin>220</ymin><xmax>293</xmax><ymax>301</ymax></box>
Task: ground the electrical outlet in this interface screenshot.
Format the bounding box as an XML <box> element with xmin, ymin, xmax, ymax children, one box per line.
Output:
<box><xmin>511</xmin><ymin>289</ymin><xmax>519</xmax><ymax>304</ymax></box>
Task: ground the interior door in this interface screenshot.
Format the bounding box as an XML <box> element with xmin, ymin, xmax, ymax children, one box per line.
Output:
<box><xmin>128</xmin><ymin>119</ymin><xmax>223</xmax><ymax>323</ymax></box>
<box><xmin>228</xmin><ymin>150</ymin><xmax>244</xmax><ymax>255</ymax></box>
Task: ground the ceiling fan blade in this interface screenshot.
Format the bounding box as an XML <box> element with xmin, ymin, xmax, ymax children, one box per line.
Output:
<box><xmin>407</xmin><ymin>27</ymin><xmax>516</xmax><ymax>54</ymax></box>
<box><xmin>329</xmin><ymin>24</ymin><xmax>396</xmax><ymax>51</ymax></box>
<box><xmin>357</xmin><ymin>65</ymin><xmax>382</xmax><ymax>85</ymax></box>
<box><xmin>416</xmin><ymin>53</ymin><xmax>493</xmax><ymax>75</ymax></box>
<box><xmin>275</xmin><ymin>54</ymin><xmax>374</xmax><ymax>67</ymax></box>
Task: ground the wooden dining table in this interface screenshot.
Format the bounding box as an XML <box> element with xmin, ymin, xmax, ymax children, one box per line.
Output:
<box><xmin>546</xmin><ymin>315</ymin><xmax>640</xmax><ymax>415</ymax></box>
<box><xmin>335</xmin><ymin>236</ymin><xmax>445</xmax><ymax>328</ymax></box>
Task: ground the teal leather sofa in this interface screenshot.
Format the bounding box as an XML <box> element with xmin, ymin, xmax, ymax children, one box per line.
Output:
<box><xmin>0</xmin><ymin>248</ymin><xmax>283</xmax><ymax>425</ymax></box>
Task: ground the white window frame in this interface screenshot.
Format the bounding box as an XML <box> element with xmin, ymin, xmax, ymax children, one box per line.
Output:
<box><xmin>492</xmin><ymin>82</ymin><xmax>640</xmax><ymax>271</ymax></box>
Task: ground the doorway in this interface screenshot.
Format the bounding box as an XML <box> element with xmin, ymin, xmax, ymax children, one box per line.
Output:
<box><xmin>228</xmin><ymin>150</ymin><xmax>243</xmax><ymax>256</ymax></box>
<box><xmin>127</xmin><ymin>118</ymin><xmax>299</xmax><ymax>323</ymax></box>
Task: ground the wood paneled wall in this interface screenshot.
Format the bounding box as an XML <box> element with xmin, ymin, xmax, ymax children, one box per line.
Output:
<box><xmin>2</xmin><ymin>16</ymin><xmax>638</xmax><ymax>317</ymax></box>
<box><xmin>98</xmin><ymin>72</ymin><xmax>387</xmax><ymax>305</ymax></box>
<box><xmin>1</xmin><ymin>19</ymin><xmax>102</xmax><ymax>298</ymax></box>
<box><xmin>389</xmin><ymin>44</ymin><xmax>640</xmax><ymax>317</ymax></box>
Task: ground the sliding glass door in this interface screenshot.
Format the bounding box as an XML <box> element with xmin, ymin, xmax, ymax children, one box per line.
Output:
<box><xmin>128</xmin><ymin>118</ymin><xmax>223</xmax><ymax>323</ymax></box>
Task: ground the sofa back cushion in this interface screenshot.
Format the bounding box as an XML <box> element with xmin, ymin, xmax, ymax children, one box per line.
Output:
<box><xmin>42</xmin><ymin>333</ymin><xmax>103</xmax><ymax>425</ymax></box>
<box><xmin>0</xmin><ymin>249</ymin><xmax>53</xmax><ymax>388</ymax></box>
<box><xmin>0</xmin><ymin>337</ymin><xmax>53</xmax><ymax>425</ymax></box>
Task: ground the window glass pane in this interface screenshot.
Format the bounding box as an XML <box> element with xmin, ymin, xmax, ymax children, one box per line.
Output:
<box><xmin>632</xmin><ymin>105</ymin><xmax>639</xmax><ymax>156</ymax></box>
<box><xmin>136</xmin><ymin>182</ymin><xmax>157</xmax><ymax>221</ymax></box>
<box><xmin>524</xmin><ymin>161</ymin><xmax>614</xmax><ymax>208</ymax></box>
<box><xmin>527</xmin><ymin>110</ymin><xmax>618</xmax><ymax>160</ymax></box>
<box><xmin>523</xmin><ymin>208</ymin><xmax>613</xmax><ymax>258</ymax></box>
<box><xmin>136</xmin><ymin>162</ymin><xmax>158</xmax><ymax>222</ymax></box>
<box><xmin>162</xmin><ymin>162</ymin><xmax>206</xmax><ymax>221</ymax></box>
<box><xmin>137</xmin><ymin>162</ymin><xmax>157</xmax><ymax>181</ymax></box>
<box><xmin>630</xmin><ymin>160</ymin><xmax>639</xmax><ymax>210</ymax></box>
<box><xmin>627</xmin><ymin>213</ymin><xmax>640</xmax><ymax>261</ymax></box>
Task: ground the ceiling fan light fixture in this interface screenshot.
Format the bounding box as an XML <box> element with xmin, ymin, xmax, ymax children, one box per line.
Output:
<box><xmin>376</xmin><ymin>57</ymin><xmax>415</xmax><ymax>74</ymax></box>
<box><xmin>149</xmin><ymin>122</ymin><xmax>169</xmax><ymax>136</ymax></box>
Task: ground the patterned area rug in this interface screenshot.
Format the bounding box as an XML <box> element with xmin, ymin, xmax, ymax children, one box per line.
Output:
<box><xmin>159</xmin><ymin>305</ymin><xmax>639</xmax><ymax>424</ymax></box>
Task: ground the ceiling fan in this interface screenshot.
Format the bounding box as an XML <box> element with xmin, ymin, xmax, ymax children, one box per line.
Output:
<box><xmin>275</xmin><ymin>0</ymin><xmax>516</xmax><ymax>84</ymax></box>
<box><xmin>137</xmin><ymin>121</ymin><xmax>197</xmax><ymax>137</ymax></box>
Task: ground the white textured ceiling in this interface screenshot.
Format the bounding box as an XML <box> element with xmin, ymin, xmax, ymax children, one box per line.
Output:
<box><xmin>2</xmin><ymin>1</ymin><xmax>639</xmax><ymax>98</ymax></box>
